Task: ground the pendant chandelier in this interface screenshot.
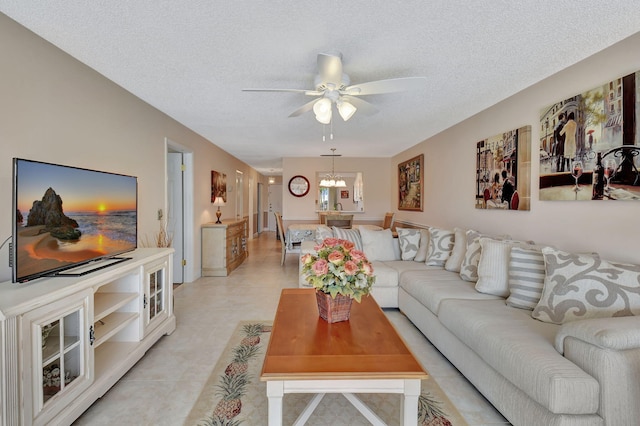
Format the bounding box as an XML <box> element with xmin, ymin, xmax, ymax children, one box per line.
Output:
<box><xmin>319</xmin><ymin>148</ymin><xmax>347</xmax><ymax>188</ymax></box>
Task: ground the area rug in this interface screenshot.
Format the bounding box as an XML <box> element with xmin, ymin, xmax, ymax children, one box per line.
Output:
<box><xmin>185</xmin><ymin>321</ymin><xmax>467</xmax><ymax>426</ymax></box>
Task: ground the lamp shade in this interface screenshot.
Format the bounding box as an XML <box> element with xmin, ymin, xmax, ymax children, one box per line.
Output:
<box><xmin>212</xmin><ymin>197</ymin><xmax>226</xmax><ymax>206</ymax></box>
<box><xmin>337</xmin><ymin>100</ymin><xmax>356</xmax><ymax>121</ymax></box>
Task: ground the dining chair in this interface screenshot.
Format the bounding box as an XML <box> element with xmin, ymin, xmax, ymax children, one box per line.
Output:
<box><xmin>274</xmin><ymin>212</ymin><xmax>289</xmax><ymax>266</ymax></box>
<box><xmin>382</xmin><ymin>212</ymin><xmax>395</xmax><ymax>229</ymax></box>
<box><xmin>325</xmin><ymin>214</ymin><xmax>353</xmax><ymax>229</ymax></box>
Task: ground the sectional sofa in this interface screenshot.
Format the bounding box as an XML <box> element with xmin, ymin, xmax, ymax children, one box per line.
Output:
<box><xmin>299</xmin><ymin>224</ymin><xmax>640</xmax><ymax>426</ymax></box>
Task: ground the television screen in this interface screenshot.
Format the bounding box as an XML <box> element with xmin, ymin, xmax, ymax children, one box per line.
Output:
<box><xmin>12</xmin><ymin>158</ymin><xmax>138</xmax><ymax>283</ymax></box>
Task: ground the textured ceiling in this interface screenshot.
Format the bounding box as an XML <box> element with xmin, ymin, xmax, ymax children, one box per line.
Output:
<box><xmin>2</xmin><ymin>1</ymin><xmax>639</xmax><ymax>175</ymax></box>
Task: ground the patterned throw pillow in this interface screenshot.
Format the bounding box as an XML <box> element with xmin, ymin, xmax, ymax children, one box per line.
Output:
<box><xmin>331</xmin><ymin>227</ymin><xmax>363</xmax><ymax>251</ymax></box>
<box><xmin>413</xmin><ymin>228</ymin><xmax>430</xmax><ymax>262</ymax></box>
<box><xmin>396</xmin><ymin>228</ymin><xmax>421</xmax><ymax>261</ymax></box>
<box><xmin>459</xmin><ymin>230</ymin><xmax>484</xmax><ymax>281</ymax></box>
<box><xmin>445</xmin><ymin>227</ymin><xmax>467</xmax><ymax>272</ymax></box>
<box><xmin>532</xmin><ymin>247</ymin><xmax>640</xmax><ymax>324</ymax></box>
<box><xmin>506</xmin><ymin>247</ymin><xmax>546</xmax><ymax>310</ymax></box>
<box><xmin>315</xmin><ymin>225</ymin><xmax>334</xmax><ymax>243</ymax></box>
<box><xmin>425</xmin><ymin>227</ymin><xmax>454</xmax><ymax>267</ymax></box>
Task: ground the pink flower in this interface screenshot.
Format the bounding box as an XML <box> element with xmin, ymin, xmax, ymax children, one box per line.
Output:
<box><xmin>312</xmin><ymin>259</ymin><xmax>329</xmax><ymax>276</ymax></box>
<box><xmin>362</xmin><ymin>261</ymin><xmax>374</xmax><ymax>276</ymax></box>
<box><xmin>323</xmin><ymin>237</ymin><xmax>340</xmax><ymax>247</ymax></box>
<box><xmin>341</xmin><ymin>240</ymin><xmax>355</xmax><ymax>250</ymax></box>
<box><xmin>343</xmin><ymin>260</ymin><xmax>359</xmax><ymax>275</ymax></box>
<box><xmin>327</xmin><ymin>250</ymin><xmax>345</xmax><ymax>264</ymax></box>
<box><xmin>301</xmin><ymin>253</ymin><xmax>313</xmax><ymax>265</ymax></box>
<box><xmin>349</xmin><ymin>249</ymin><xmax>366</xmax><ymax>262</ymax></box>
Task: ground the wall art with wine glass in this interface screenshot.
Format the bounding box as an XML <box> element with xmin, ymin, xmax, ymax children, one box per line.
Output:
<box><xmin>539</xmin><ymin>70</ymin><xmax>640</xmax><ymax>201</ymax></box>
<box><xmin>475</xmin><ymin>125</ymin><xmax>532</xmax><ymax>211</ymax></box>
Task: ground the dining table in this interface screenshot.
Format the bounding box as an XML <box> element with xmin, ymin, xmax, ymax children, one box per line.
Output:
<box><xmin>285</xmin><ymin>223</ymin><xmax>318</xmax><ymax>249</ymax></box>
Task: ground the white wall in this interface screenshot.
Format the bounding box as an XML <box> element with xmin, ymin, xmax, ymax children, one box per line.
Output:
<box><xmin>0</xmin><ymin>13</ymin><xmax>266</xmax><ymax>282</ymax></box>
<box><xmin>392</xmin><ymin>31</ymin><xmax>640</xmax><ymax>264</ymax></box>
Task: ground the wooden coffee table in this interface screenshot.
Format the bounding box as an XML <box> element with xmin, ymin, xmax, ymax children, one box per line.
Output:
<box><xmin>261</xmin><ymin>288</ymin><xmax>428</xmax><ymax>426</ymax></box>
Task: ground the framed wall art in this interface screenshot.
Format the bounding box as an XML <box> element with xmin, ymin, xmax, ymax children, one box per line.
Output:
<box><xmin>398</xmin><ymin>154</ymin><xmax>423</xmax><ymax>211</ymax></box>
<box><xmin>538</xmin><ymin>70</ymin><xmax>640</xmax><ymax>201</ymax></box>
<box><xmin>211</xmin><ymin>170</ymin><xmax>227</xmax><ymax>203</ymax></box>
<box><xmin>475</xmin><ymin>125</ymin><xmax>531</xmax><ymax>211</ymax></box>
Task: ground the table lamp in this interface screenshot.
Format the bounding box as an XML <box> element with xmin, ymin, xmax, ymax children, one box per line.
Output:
<box><xmin>212</xmin><ymin>197</ymin><xmax>226</xmax><ymax>223</ymax></box>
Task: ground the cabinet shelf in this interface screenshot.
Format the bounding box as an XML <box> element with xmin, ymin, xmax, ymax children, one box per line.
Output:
<box><xmin>94</xmin><ymin>341</ymin><xmax>138</xmax><ymax>379</ymax></box>
<box><xmin>94</xmin><ymin>292</ymin><xmax>138</xmax><ymax>322</ymax></box>
<box><xmin>93</xmin><ymin>312</ymin><xmax>139</xmax><ymax>348</ymax></box>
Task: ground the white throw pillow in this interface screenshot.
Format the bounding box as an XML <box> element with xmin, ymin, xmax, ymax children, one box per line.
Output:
<box><xmin>425</xmin><ymin>227</ymin><xmax>454</xmax><ymax>267</ymax></box>
<box><xmin>445</xmin><ymin>227</ymin><xmax>467</xmax><ymax>272</ymax></box>
<box><xmin>359</xmin><ymin>227</ymin><xmax>396</xmax><ymax>261</ymax></box>
<box><xmin>476</xmin><ymin>238</ymin><xmax>534</xmax><ymax>297</ymax></box>
<box><xmin>396</xmin><ymin>228</ymin><xmax>422</xmax><ymax>261</ymax></box>
<box><xmin>413</xmin><ymin>228</ymin><xmax>430</xmax><ymax>262</ymax></box>
<box><xmin>506</xmin><ymin>247</ymin><xmax>546</xmax><ymax>310</ymax></box>
<box><xmin>532</xmin><ymin>248</ymin><xmax>640</xmax><ymax>324</ymax></box>
<box><xmin>331</xmin><ymin>227</ymin><xmax>363</xmax><ymax>252</ymax></box>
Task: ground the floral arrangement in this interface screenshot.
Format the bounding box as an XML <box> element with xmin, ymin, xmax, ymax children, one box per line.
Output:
<box><xmin>301</xmin><ymin>238</ymin><xmax>375</xmax><ymax>302</ymax></box>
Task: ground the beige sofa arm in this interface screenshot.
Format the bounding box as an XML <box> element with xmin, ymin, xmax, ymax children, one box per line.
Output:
<box><xmin>555</xmin><ymin>315</ymin><xmax>640</xmax><ymax>354</ymax></box>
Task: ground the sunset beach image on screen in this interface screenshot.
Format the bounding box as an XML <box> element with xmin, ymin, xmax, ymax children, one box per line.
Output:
<box><xmin>13</xmin><ymin>159</ymin><xmax>137</xmax><ymax>282</ymax></box>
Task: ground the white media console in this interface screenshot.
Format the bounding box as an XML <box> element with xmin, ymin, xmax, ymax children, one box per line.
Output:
<box><xmin>0</xmin><ymin>248</ymin><xmax>176</xmax><ymax>425</ymax></box>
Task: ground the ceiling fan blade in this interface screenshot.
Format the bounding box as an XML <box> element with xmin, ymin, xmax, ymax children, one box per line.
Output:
<box><xmin>288</xmin><ymin>98</ymin><xmax>320</xmax><ymax>117</ymax></box>
<box><xmin>242</xmin><ymin>88</ymin><xmax>322</xmax><ymax>96</ymax></box>
<box><xmin>317</xmin><ymin>52</ymin><xmax>343</xmax><ymax>86</ymax></box>
<box><xmin>341</xmin><ymin>95</ymin><xmax>379</xmax><ymax>116</ymax></box>
<box><xmin>343</xmin><ymin>77</ymin><xmax>427</xmax><ymax>96</ymax></box>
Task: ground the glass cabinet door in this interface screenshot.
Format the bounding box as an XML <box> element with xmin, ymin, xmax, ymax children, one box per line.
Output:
<box><xmin>24</xmin><ymin>289</ymin><xmax>93</xmax><ymax>425</ymax></box>
<box><xmin>144</xmin><ymin>260</ymin><xmax>169</xmax><ymax>335</ymax></box>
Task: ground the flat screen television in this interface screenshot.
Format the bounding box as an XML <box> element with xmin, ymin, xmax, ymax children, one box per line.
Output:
<box><xmin>12</xmin><ymin>158</ymin><xmax>138</xmax><ymax>283</ymax></box>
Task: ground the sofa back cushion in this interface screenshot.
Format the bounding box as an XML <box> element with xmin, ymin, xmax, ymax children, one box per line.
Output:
<box><xmin>533</xmin><ymin>247</ymin><xmax>640</xmax><ymax>324</ymax></box>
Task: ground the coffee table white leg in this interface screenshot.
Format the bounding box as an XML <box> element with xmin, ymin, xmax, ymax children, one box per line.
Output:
<box><xmin>266</xmin><ymin>381</ymin><xmax>284</xmax><ymax>426</ymax></box>
<box><xmin>401</xmin><ymin>379</ymin><xmax>421</xmax><ymax>426</ymax></box>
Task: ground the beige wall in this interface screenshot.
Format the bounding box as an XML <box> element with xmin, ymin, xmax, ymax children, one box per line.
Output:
<box><xmin>392</xmin><ymin>31</ymin><xmax>640</xmax><ymax>264</ymax></box>
<box><xmin>0</xmin><ymin>14</ymin><xmax>266</xmax><ymax>282</ymax></box>
<box><xmin>282</xmin><ymin>157</ymin><xmax>392</xmax><ymax>226</ymax></box>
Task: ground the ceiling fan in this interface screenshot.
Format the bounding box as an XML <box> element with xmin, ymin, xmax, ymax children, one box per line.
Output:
<box><xmin>243</xmin><ymin>51</ymin><xmax>426</xmax><ymax>123</ymax></box>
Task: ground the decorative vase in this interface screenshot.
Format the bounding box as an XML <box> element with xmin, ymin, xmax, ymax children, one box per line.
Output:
<box><xmin>315</xmin><ymin>291</ymin><xmax>353</xmax><ymax>323</ymax></box>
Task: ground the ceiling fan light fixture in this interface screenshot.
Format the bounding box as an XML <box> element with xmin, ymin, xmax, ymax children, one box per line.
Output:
<box><xmin>337</xmin><ymin>100</ymin><xmax>357</xmax><ymax>121</ymax></box>
<box><xmin>315</xmin><ymin>111</ymin><xmax>332</xmax><ymax>124</ymax></box>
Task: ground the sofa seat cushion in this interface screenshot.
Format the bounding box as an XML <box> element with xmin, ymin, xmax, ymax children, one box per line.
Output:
<box><xmin>381</xmin><ymin>260</ymin><xmax>432</xmax><ymax>276</ymax></box>
<box><xmin>438</xmin><ymin>299</ymin><xmax>599</xmax><ymax>415</ymax></box>
<box><xmin>370</xmin><ymin>261</ymin><xmax>399</xmax><ymax>288</ymax></box>
<box><xmin>399</xmin><ymin>269</ymin><xmax>500</xmax><ymax>315</ymax></box>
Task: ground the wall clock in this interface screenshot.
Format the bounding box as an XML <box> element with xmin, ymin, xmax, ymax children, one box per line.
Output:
<box><xmin>288</xmin><ymin>175</ymin><xmax>310</xmax><ymax>197</ymax></box>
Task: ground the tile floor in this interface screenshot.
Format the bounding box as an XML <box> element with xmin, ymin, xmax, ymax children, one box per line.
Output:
<box><xmin>74</xmin><ymin>232</ymin><xmax>510</xmax><ymax>425</ymax></box>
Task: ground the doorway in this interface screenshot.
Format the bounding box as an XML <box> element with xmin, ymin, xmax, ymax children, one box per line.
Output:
<box><xmin>268</xmin><ymin>184</ymin><xmax>282</xmax><ymax>231</ymax></box>
<box><xmin>165</xmin><ymin>139</ymin><xmax>194</xmax><ymax>284</ymax></box>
